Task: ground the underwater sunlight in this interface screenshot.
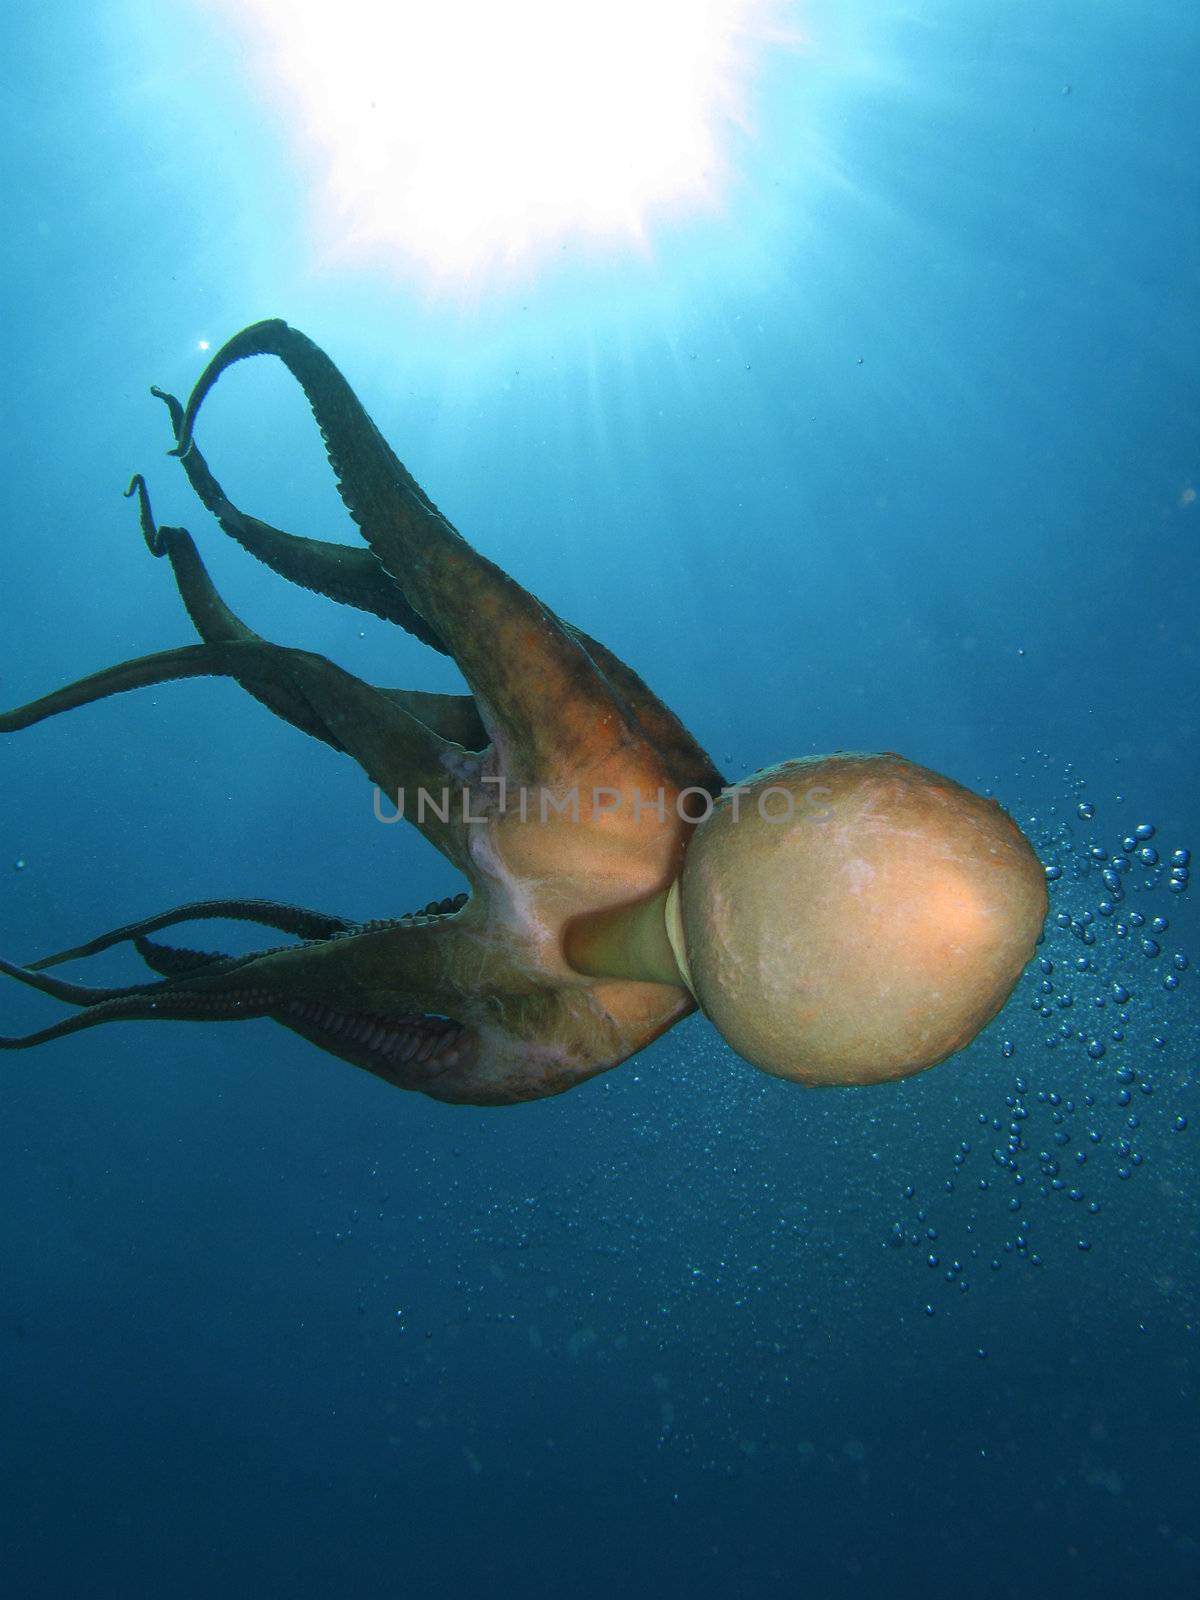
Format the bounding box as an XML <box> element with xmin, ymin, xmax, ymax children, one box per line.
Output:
<box><xmin>202</xmin><ymin>0</ymin><xmax>787</xmax><ymax>283</ymax></box>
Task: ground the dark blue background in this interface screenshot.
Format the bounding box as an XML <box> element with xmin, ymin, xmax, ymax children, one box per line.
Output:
<box><xmin>2</xmin><ymin>3</ymin><xmax>1196</xmax><ymax>1596</ymax></box>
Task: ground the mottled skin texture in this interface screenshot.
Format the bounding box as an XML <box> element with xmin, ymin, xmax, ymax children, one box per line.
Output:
<box><xmin>1</xmin><ymin>321</ymin><xmax>724</xmax><ymax>1104</ymax></box>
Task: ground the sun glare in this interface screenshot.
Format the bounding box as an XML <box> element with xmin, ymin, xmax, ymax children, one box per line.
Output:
<box><xmin>206</xmin><ymin>0</ymin><xmax>782</xmax><ymax>283</ymax></box>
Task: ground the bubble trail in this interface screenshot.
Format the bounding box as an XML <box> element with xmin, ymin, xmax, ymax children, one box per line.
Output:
<box><xmin>890</xmin><ymin>753</ymin><xmax>1194</xmax><ymax>1314</ymax></box>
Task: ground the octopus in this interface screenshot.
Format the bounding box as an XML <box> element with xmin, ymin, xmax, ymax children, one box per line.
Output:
<box><xmin>0</xmin><ymin>322</ymin><xmax>1048</xmax><ymax>1105</ymax></box>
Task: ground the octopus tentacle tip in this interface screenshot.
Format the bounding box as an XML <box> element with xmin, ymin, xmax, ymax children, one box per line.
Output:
<box><xmin>150</xmin><ymin>386</ymin><xmax>186</xmax><ymax>438</ymax></box>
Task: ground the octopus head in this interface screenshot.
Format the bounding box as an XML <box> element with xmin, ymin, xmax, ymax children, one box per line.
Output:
<box><xmin>668</xmin><ymin>753</ymin><xmax>1048</xmax><ymax>1085</ymax></box>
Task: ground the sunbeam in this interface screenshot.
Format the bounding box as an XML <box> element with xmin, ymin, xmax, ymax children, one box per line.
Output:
<box><xmin>204</xmin><ymin>0</ymin><xmax>792</xmax><ymax>283</ymax></box>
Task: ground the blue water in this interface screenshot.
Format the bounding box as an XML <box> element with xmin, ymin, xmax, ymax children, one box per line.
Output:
<box><xmin>2</xmin><ymin>3</ymin><xmax>1197</xmax><ymax>1596</ymax></box>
